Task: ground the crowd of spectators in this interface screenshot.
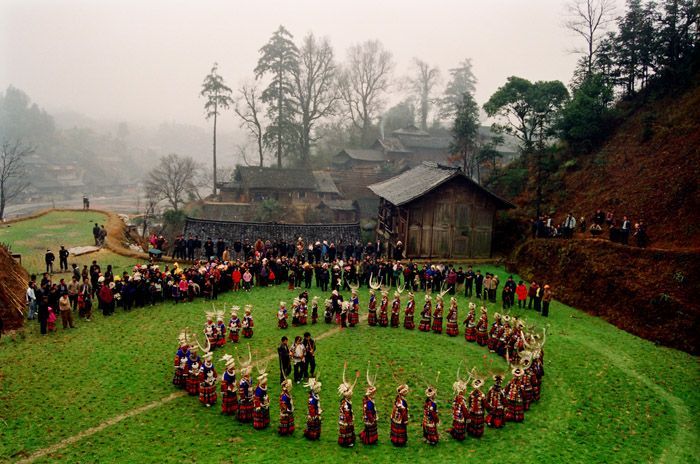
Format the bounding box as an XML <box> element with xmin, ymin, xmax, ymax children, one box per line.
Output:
<box><xmin>533</xmin><ymin>209</ymin><xmax>649</xmax><ymax>247</ymax></box>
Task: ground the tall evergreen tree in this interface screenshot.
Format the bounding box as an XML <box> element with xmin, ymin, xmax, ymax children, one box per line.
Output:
<box><xmin>484</xmin><ymin>76</ymin><xmax>569</xmax><ymax>215</ymax></box>
<box><xmin>255</xmin><ymin>26</ymin><xmax>299</xmax><ymax>168</ymax></box>
<box><xmin>448</xmin><ymin>92</ymin><xmax>480</xmax><ymax>177</ymax></box>
<box><xmin>439</xmin><ymin>59</ymin><xmax>478</xmax><ymax>119</ymax></box>
<box><xmin>200</xmin><ymin>63</ymin><xmax>233</xmax><ymax>196</ymax></box>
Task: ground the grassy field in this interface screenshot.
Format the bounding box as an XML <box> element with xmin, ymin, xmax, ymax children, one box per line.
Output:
<box><xmin>0</xmin><ymin>212</ymin><xmax>698</xmax><ymax>463</ymax></box>
<box><xmin>0</xmin><ymin>210</ymin><xmax>138</xmax><ymax>276</ymax></box>
<box><xmin>1</xmin><ymin>278</ymin><xmax>698</xmax><ymax>463</ymax></box>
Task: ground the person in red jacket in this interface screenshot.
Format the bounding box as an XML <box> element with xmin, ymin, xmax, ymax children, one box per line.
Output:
<box><xmin>232</xmin><ymin>267</ymin><xmax>242</xmax><ymax>292</ymax></box>
<box><xmin>516</xmin><ymin>281</ymin><xmax>528</xmax><ymax>309</ymax></box>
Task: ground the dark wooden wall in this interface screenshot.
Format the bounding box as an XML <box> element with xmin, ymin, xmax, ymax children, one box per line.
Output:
<box><xmin>394</xmin><ymin>177</ymin><xmax>497</xmax><ymax>259</ymax></box>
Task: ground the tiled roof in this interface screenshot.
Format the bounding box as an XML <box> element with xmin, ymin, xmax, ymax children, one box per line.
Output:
<box><xmin>368</xmin><ymin>161</ymin><xmax>514</xmax><ymax>208</ymax></box>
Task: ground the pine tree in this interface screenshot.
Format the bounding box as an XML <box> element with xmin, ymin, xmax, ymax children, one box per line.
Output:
<box><xmin>255</xmin><ymin>26</ymin><xmax>299</xmax><ymax>168</ymax></box>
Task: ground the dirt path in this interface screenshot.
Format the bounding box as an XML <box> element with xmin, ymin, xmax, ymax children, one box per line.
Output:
<box><xmin>16</xmin><ymin>317</ymin><xmax>362</xmax><ymax>463</ymax></box>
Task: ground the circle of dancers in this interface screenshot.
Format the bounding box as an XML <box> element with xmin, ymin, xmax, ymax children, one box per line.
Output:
<box><xmin>171</xmin><ymin>276</ymin><xmax>547</xmax><ymax>447</ymax></box>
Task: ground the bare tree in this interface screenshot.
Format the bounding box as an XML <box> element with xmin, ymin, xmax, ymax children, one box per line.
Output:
<box><xmin>408</xmin><ymin>58</ymin><xmax>441</xmax><ymax>131</ymax></box>
<box><xmin>292</xmin><ymin>33</ymin><xmax>340</xmax><ymax>164</ymax></box>
<box><xmin>139</xmin><ymin>192</ymin><xmax>160</xmax><ymax>239</ymax></box>
<box><xmin>0</xmin><ymin>140</ymin><xmax>33</xmax><ymax>220</ymax></box>
<box><xmin>144</xmin><ymin>153</ymin><xmax>200</xmax><ymax>212</ymax></box>
<box><xmin>234</xmin><ymin>82</ymin><xmax>267</xmax><ymax>167</ymax></box>
<box><xmin>565</xmin><ymin>0</ymin><xmax>616</xmax><ymax>77</ymax></box>
<box><xmin>338</xmin><ymin>40</ymin><xmax>394</xmax><ymax>145</ymax></box>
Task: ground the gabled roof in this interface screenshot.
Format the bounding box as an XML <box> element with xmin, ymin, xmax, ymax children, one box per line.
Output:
<box><xmin>229</xmin><ymin>166</ymin><xmax>341</xmax><ymax>195</ymax></box>
<box><xmin>317</xmin><ymin>199</ymin><xmax>357</xmax><ymax>211</ymax></box>
<box><xmin>396</xmin><ymin>134</ymin><xmax>452</xmax><ymax>150</ymax></box>
<box><xmin>336</xmin><ymin>148</ymin><xmax>386</xmax><ymax>162</ymax></box>
<box><xmin>391</xmin><ymin>125</ymin><xmax>430</xmax><ymax>137</ymax></box>
<box><xmin>312</xmin><ymin>171</ymin><xmax>340</xmax><ymax>195</ymax></box>
<box><xmin>374</xmin><ymin>137</ymin><xmax>410</xmax><ymax>153</ymax></box>
<box><xmin>235</xmin><ymin>166</ymin><xmax>315</xmax><ymax>190</ymax></box>
<box><xmin>368</xmin><ymin>161</ymin><xmax>514</xmax><ymax>209</ymax></box>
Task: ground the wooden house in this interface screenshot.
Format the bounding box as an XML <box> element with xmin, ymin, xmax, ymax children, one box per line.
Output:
<box><xmin>368</xmin><ymin>162</ymin><xmax>514</xmax><ymax>259</ymax></box>
<box><xmin>218</xmin><ymin>166</ymin><xmax>341</xmax><ymax>204</ymax></box>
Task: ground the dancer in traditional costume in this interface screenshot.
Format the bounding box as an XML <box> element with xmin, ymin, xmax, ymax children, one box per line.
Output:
<box><xmin>199</xmin><ymin>351</ymin><xmax>218</xmax><ymax>407</ymax></box>
<box><xmin>278</xmin><ymin>379</ymin><xmax>295</xmax><ymax>435</ymax></box>
<box><xmin>485</xmin><ymin>373</ymin><xmax>506</xmax><ymax>429</ymax></box>
<box><xmin>215</xmin><ymin>311</ymin><xmax>227</xmax><ymax>348</ymax></box>
<box><xmin>304</xmin><ymin>377</ymin><xmax>323</xmax><ymax>440</ymax></box>
<box><xmin>185</xmin><ymin>341</ymin><xmax>202</xmax><ymax>396</ymax></box>
<box><xmin>220</xmin><ymin>354</ymin><xmax>238</xmax><ymax>416</ymax></box>
<box><xmin>463</xmin><ymin>303</ymin><xmax>477</xmax><ymax>342</ymax></box>
<box><xmin>390</xmin><ymin>290</ymin><xmax>401</xmax><ymax>328</ymax></box>
<box><xmin>340</xmin><ymin>301</ymin><xmax>349</xmax><ymax>328</ymax></box>
<box><xmin>349</xmin><ymin>288</ymin><xmax>360</xmax><ymax>327</ymax></box>
<box><xmin>337</xmin><ymin>362</ymin><xmax>359</xmax><ymax>447</ymax></box>
<box><xmin>418</xmin><ymin>294</ymin><xmax>432</xmax><ymax>332</ymax></box>
<box><xmin>475</xmin><ymin>306</ymin><xmax>489</xmax><ymax>346</ymax></box>
<box><xmin>323</xmin><ymin>298</ymin><xmax>333</xmax><ymax>324</ymax></box>
<box><xmin>447</xmin><ymin>368</ymin><xmax>469</xmax><ymax>441</ymax></box>
<box><xmin>242</xmin><ymin>305</ymin><xmax>254</xmax><ymax>339</ymax></box>
<box><xmin>378</xmin><ymin>291</ymin><xmax>389</xmax><ymax>327</ymax></box>
<box><xmin>422</xmin><ymin>376</ymin><xmax>440</xmax><ymax>445</ymax></box>
<box><xmin>496</xmin><ymin>316</ymin><xmax>511</xmax><ymax>357</ymax></box>
<box><xmin>228</xmin><ymin>307</ymin><xmax>242</xmax><ymax>343</ymax></box>
<box><xmin>446</xmin><ymin>297</ymin><xmax>459</xmax><ymax>337</ymax></box>
<box><xmin>467</xmin><ymin>372</ymin><xmax>486</xmax><ymax>437</ymax></box>
<box><xmin>278</xmin><ymin>301</ymin><xmax>289</xmax><ymax>330</ymax></box>
<box><xmin>404</xmin><ymin>292</ymin><xmax>415</xmax><ymax>330</ymax></box>
<box><xmin>204</xmin><ymin>312</ymin><xmax>218</xmax><ymax>348</ymax></box>
<box><xmin>360</xmin><ymin>363</ymin><xmax>379</xmax><ymax>445</ymax></box>
<box><xmin>390</xmin><ymin>384</ymin><xmax>409</xmax><ymax>447</ymax></box>
<box><xmin>367</xmin><ymin>289</ymin><xmax>378</xmax><ymax>326</ymax></box>
<box><xmin>311</xmin><ymin>296</ymin><xmax>319</xmax><ymax>324</ymax></box>
<box><xmin>504</xmin><ymin>358</ymin><xmax>525</xmax><ymax>423</ymax></box>
<box><xmin>173</xmin><ymin>331</ymin><xmax>189</xmax><ymax>388</ymax></box>
<box><xmin>488</xmin><ymin>312</ymin><xmax>502</xmax><ymax>352</ymax></box>
<box><xmin>432</xmin><ymin>294</ymin><xmax>444</xmax><ymax>334</ymax></box>
<box><xmin>299</xmin><ymin>297</ymin><xmax>309</xmax><ymax>325</ymax></box>
<box><xmin>253</xmin><ymin>362</ymin><xmax>271</xmax><ymax>430</ymax></box>
<box><xmin>237</xmin><ymin>347</ymin><xmax>254</xmax><ymax>423</ymax></box>
<box><xmin>291</xmin><ymin>298</ymin><xmax>300</xmax><ymax>327</ymax></box>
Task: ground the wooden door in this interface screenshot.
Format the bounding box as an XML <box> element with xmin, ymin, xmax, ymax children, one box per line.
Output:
<box><xmin>407</xmin><ymin>206</ymin><xmax>422</xmax><ymax>257</ymax></box>
<box><xmin>452</xmin><ymin>203</ymin><xmax>470</xmax><ymax>257</ymax></box>
<box><xmin>420</xmin><ymin>206</ymin><xmax>432</xmax><ymax>256</ymax></box>
<box><xmin>431</xmin><ymin>201</ymin><xmax>452</xmax><ymax>258</ymax></box>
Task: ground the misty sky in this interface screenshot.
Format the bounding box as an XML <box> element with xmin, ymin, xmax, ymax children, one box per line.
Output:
<box><xmin>0</xmin><ymin>0</ymin><xmax>614</xmax><ymax>131</ymax></box>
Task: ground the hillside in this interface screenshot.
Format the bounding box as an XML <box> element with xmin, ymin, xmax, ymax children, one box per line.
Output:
<box><xmin>502</xmin><ymin>72</ymin><xmax>700</xmax><ymax>354</ymax></box>
<box><xmin>542</xmin><ymin>77</ymin><xmax>700</xmax><ymax>249</ymax></box>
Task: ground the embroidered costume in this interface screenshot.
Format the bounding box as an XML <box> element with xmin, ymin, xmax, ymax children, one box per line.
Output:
<box><xmin>418</xmin><ymin>295</ymin><xmax>432</xmax><ymax>332</ymax></box>
<box><xmin>304</xmin><ymin>378</ymin><xmax>323</xmax><ymax>440</ymax></box>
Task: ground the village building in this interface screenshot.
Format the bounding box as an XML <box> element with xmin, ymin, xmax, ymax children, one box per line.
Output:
<box><xmin>204</xmin><ymin>165</ymin><xmax>358</xmax><ymax>223</ymax></box>
<box><xmin>331</xmin><ymin>125</ymin><xmax>518</xmax><ymax>220</ymax></box>
<box><xmin>368</xmin><ymin>161</ymin><xmax>514</xmax><ymax>259</ymax></box>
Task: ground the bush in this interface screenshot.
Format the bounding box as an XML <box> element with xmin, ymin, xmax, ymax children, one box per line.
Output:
<box><xmin>253</xmin><ymin>199</ymin><xmax>285</xmax><ymax>222</ymax></box>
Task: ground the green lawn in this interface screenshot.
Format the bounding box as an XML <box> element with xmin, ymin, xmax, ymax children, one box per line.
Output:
<box><xmin>1</xmin><ymin>275</ymin><xmax>698</xmax><ymax>463</ymax></box>
<box><xmin>0</xmin><ymin>210</ymin><xmax>138</xmax><ymax>276</ymax></box>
